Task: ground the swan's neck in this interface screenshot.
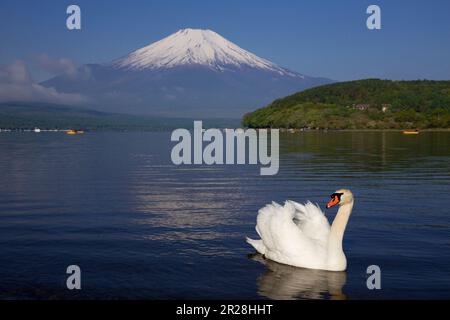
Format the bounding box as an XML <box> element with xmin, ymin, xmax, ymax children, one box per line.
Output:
<box><xmin>327</xmin><ymin>201</ymin><xmax>353</xmax><ymax>269</ymax></box>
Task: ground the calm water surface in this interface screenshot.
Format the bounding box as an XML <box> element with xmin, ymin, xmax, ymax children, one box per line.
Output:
<box><xmin>0</xmin><ymin>131</ymin><xmax>449</xmax><ymax>299</ymax></box>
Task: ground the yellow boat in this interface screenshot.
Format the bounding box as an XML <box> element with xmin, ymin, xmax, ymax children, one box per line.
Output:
<box><xmin>66</xmin><ymin>130</ymin><xmax>84</xmax><ymax>135</ymax></box>
<box><xmin>403</xmin><ymin>130</ymin><xmax>419</xmax><ymax>135</ymax></box>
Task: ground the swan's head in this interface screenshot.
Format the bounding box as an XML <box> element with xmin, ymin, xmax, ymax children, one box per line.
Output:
<box><xmin>326</xmin><ymin>189</ymin><xmax>353</xmax><ymax>209</ymax></box>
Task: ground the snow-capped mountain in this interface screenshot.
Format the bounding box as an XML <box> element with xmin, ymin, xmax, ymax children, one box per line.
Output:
<box><xmin>43</xmin><ymin>28</ymin><xmax>332</xmax><ymax>117</ymax></box>
<box><xmin>111</xmin><ymin>28</ymin><xmax>300</xmax><ymax>77</ymax></box>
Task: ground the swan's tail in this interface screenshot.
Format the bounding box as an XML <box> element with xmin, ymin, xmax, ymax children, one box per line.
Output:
<box><xmin>246</xmin><ymin>237</ymin><xmax>266</xmax><ymax>255</ymax></box>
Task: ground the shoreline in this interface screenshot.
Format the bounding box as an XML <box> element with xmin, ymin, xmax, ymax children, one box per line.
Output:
<box><xmin>273</xmin><ymin>128</ymin><xmax>450</xmax><ymax>132</ymax></box>
<box><xmin>1</xmin><ymin>126</ymin><xmax>450</xmax><ymax>133</ymax></box>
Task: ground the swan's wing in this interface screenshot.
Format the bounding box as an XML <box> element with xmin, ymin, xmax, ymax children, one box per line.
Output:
<box><xmin>254</xmin><ymin>201</ymin><xmax>282</xmax><ymax>252</ymax></box>
<box><xmin>255</xmin><ymin>201</ymin><xmax>316</xmax><ymax>253</ymax></box>
<box><xmin>288</xmin><ymin>200</ymin><xmax>330</xmax><ymax>247</ymax></box>
<box><xmin>249</xmin><ymin>200</ymin><xmax>334</xmax><ymax>269</ymax></box>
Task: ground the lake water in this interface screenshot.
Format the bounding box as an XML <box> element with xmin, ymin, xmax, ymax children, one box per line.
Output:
<box><xmin>0</xmin><ymin>131</ymin><xmax>449</xmax><ymax>299</ymax></box>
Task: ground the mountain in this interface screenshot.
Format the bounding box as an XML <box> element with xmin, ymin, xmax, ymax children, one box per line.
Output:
<box><xmin>42</xmin><ymin>28</ymin><xmax>332</xmax><ymax>118</ymax></box>
<box><xmin>242</xmin><ymin>79</ymin><xmax>450</xmax><ymax>129</ymax></box>
<box><xmin>112</xmin><ymin>28</ymin><xmax>298</xmax><ymax>75</ymax></box>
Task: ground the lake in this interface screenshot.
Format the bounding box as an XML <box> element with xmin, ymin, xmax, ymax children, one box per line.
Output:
<box><xmin>0</xmin><ymin>131</ymin><xmax>449</xmax><ymax>299</ymax></box>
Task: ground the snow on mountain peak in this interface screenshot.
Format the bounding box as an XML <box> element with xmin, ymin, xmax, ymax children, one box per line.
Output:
<box><xmin>111</xmin><ymin>28</ymin><xmax>301</xmax><ymax>77</ymax></box>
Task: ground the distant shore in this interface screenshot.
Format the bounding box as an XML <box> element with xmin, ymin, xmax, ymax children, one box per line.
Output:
<box><xmin>2</xmin><ymin>127</ymin><xmax>449</xmax><ymax>133</ymax></box>
<box><xmin>273</xmin><ymin>128</ymin><xmax>450</xmax><ymax>133</ymax></box>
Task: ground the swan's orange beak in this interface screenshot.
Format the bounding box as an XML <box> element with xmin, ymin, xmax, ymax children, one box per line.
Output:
<box><xmin>326</xmin><ymin>196</ymin><xmax>340</xmax><ymax>209</ymax></box>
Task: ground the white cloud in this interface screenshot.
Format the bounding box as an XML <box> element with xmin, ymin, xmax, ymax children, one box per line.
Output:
<box><xmin>35</xmin><ymin>54</ymin><xmax>78</xmax><ymax>77</ymax></box>
<box><xmin>0</xmin><ymin>60</ymin><xmax>88</xmax><ymax>105</ymax></box>
<box><xmin>0</xmin><ymin>60</ymin><xmax>32</xmax><ymax>84</ymax></box>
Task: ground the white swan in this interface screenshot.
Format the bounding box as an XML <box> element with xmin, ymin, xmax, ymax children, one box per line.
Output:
<box><xmin>246</xmin><ymin>189</ymin><xmax>354</xmax><ymax>271</ymax></box>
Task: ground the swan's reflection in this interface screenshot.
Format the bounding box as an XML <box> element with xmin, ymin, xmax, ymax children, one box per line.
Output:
<box><xmin>250</xmin><ymin>254</ymin><xmax>347</xmax><ymax>300</ymax></box>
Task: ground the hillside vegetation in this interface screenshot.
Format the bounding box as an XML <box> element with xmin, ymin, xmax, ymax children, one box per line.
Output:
<box><xmin>242</xmin><ymin>79</ymin><xmax>450</xmax><ymax>129</ymax></box>
<box><xmin>0</xmin><ymin>103</ymin><xmax>239</xmax><ymax>130</ymax></box>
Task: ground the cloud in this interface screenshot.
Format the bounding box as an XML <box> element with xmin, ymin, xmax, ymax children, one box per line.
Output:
<box><xmin>0</xmin><ymin>83</ymin><xmax>88</xmax><ymax>105</ymax></box>
<box><xmin>34</xmin><ymin>54</ymin><xmax>92</xmax><ymax>81</ymax></box>
<box><xmin>0</xmin><ymin>60</ymin><xmax>32</xmax><ymax>84</ymax></box>
<box><xmin>0</xmin><ymin>60</ymin><xmax>88</xmax><ymax>105</ymax></box>
<box><xmin>35</xmin><ymin>54</ymin><xmax>77</xmax><ymax>76</ymax></box>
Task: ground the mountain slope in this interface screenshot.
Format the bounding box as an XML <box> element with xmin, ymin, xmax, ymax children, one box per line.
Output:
<box><xmin>242</xmin><ymin>79</ymin><xmax>450</xmax><ymax>129</ymax></box>
<box><xmin>42</xmin><ymin>29</ymin><xmax>332</xmax><ymax>118</ymax></box>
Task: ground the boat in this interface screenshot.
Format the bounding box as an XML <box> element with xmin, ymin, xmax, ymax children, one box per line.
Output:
<box><xmin>66</xmin><ymin>130</ymin><xmax>84</xmax><ymax>135</ymax></box>
<box><xmin>403</xmin><ymin>130</ymin><xmax>419</xmax><ymax>135</ymax></box>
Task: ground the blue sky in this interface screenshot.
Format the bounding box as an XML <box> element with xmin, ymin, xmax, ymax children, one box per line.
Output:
<box><xmin>1</xmin><ymin>0</ymin><xmax>450</xmax><ymax>81</ymax></box>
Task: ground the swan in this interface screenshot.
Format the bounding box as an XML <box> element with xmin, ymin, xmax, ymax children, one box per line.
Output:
<box><xmin>246</xmin><ymin>189</ymin><xmax>354</xmax><ymax>271</ymax></box>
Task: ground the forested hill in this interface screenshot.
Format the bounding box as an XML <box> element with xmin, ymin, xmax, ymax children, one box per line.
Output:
<box><xmin>242</xmin><ymin>79</ymin><xmax>450</xmax><ymax>129</ymax></box>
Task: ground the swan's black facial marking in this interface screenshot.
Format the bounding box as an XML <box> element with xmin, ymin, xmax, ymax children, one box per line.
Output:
<box><xmin>330</xmin><ymin>192</ymin><xmax>344</xmax><ymax>200</ymax></box>
<box><xmin>326</xmin><ymin>192</ymin><xmax>344</xmax><ymax>209</ymax></box>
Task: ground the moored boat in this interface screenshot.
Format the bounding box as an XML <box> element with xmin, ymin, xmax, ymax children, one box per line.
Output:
<box><xmin>66</xmin><ymin>130</ymin><xmax>85</xmax><ymax>135</ymax></box>
<box><xmin>403</xmin><ymin>130</ymin><xmax>419</xmax><ymax>135</ymax></box>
